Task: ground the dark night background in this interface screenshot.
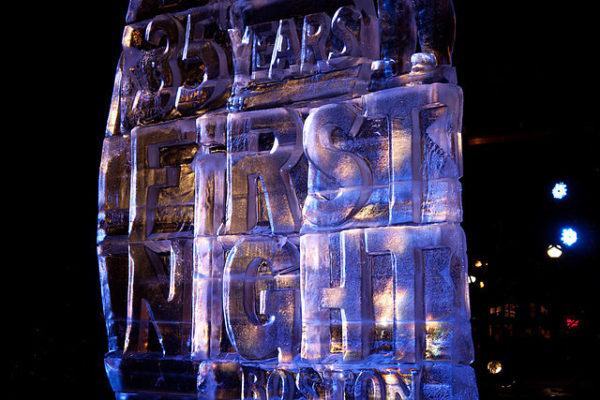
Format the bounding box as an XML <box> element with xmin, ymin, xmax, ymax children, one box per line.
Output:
<box><xmin>11</xmin><ymin>1</ymin><xmax>598</xmax><ymax>399</ymax></box>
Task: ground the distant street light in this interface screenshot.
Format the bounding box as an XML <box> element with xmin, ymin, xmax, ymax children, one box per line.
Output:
<box><xmin>560</xmin><ymin>228</ymin><xmax>578</xmax><ymax>246</ymax></box>
<box><xmin>552</xmin><ymin>182</ymin><xmax>568</xmax><ymax>199</ymax></box>
<box><xmin>468</xmin><ymin>275</ymin><xmax>477</xmax><ymax>284</ymax></box>
<box><xmin>546</xmin><ymin>245</ymin><xmax>562</xmax><ymax>258</ymax></box>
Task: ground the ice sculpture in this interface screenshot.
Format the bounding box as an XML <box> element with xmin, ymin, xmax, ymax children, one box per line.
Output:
<box><xmin>97</xmin><ymin>0</ymin><xmax>478</xmax><ymax>398</ymax></box>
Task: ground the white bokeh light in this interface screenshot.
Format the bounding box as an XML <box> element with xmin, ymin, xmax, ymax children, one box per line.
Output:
<box><xmin>552</xmin><ymin>182</ymin><xmax>567</xmax><ymax>199</ymax></box>
<box><xmin>561</xmin><ymin>228</ymin><xmax>578</xmax><ymax>246</ymax></box>
<box><xmin>546</xmin><ymin>245</ymin><xmax>562</xmax><ymax>258</ymax></box>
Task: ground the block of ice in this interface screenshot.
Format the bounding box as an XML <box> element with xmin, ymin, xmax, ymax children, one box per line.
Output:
<box><xmin>226</xmin><ymin>108</ymin><xmax>306</xmax><ymax>235</ymax></box>
<box><xmin>119</xmin><ymin>3</ymin><xmax>232</xmax><ymax>132</ymax></box>
<box><xmin>129</xmin><ymin>119</ymin><xmax>198</xmax><ymax>240</ymax></box>
<box><xmin>98</xmin><ymin>135</ymin><xmax>131</xmax><ymax>241</ymax></box>
<box><xmin>125</xmin><ymin>239</ymin><xmax>194</xmax><ymax>355</ymax></box>
<box><xmin>300</xmin><ymin>223</ymin><xmax>472</xmax><ymax>365</ymax></box>
<box><xmin>227</xmin><ymin>0</ymin><xmax>378</xmax><ymax>110</ymax></box>
<box><xmin>302</xmin><ymin>83</ymin><xmax>463</xmax><ymax>233</ymax></box>
<box><xmin>97</xmin><ymin>1</ymin><xmax>478</xmax><ymax>398</ymax></box>
<box><xmin>97</xmin><ymin>243</ymin><xmax>129</xmax><ymax>352</ymax></box>
<box><xmin>193</xmin><ymin>113</ymin><xmax>228</xmax><ymax>236</ymax></box>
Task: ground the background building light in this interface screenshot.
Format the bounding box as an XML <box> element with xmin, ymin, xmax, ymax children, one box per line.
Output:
<box><xmin>560</xmin><ymin>228</ymin><xmax>578</xmax><ymax>246</ymax></box>
<box><xmin>546</xmin><ymin>245</ymin><xmax>562</xmax><ymax>258</ymax></box>
<box><xmin>487</xmin><ymin>360</ymin><xmax>502</xmax><ymax>374</ymax></box>
<box><xmin>566</xmin><ymin>318</ymin><xmax>579</xmax><ymax>329</ymax></box>
<box><xmin>552</xmin><ymin>182</ymin><xmax>568</xmax><ymax>199</ymax></box>
<box><xmin>479</xmin><ymin>281</ymin><xmax>485</xmax><ymax>288</ymax></box>
<box><xmin>474</xmin><ymin>260</ymin><xmax>483</xmax><ymax>268</ymax></box>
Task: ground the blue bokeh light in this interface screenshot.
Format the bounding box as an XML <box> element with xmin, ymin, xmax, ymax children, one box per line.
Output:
<box><xmin>560</xmin><ymin>228</ymin><xmax>578</xmax><ymax>246</ymax></box>
<box><xmin>552</xmin><ymin>182</ymin><xmax>567</xmax><ymax>199</ymax></box>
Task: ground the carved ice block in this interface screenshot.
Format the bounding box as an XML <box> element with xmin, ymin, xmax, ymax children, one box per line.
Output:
<box><xmin>106</xmin><ymin>357</ymin><xmax>244</xmax><ymax>399</ymax></box>
<box><xmin>119</xmin><ymin>3</ymin><xmax>233</xmax><ymax>132</ymax></box>
<box><xmin>192</xmin><ymin>235</ymin><xmax>229</xmax><ymax>360</ymax></box>
<box><xmin>193</xmin><ymin>113</ymin><xmax>228</xmax><ymax>236</ymax></box>
<box><xmin>225</xmin><ymin>108</ymin><xmax>306</xmax><ymax>235</ymax></box>
<box><xmin>124</xmin><ymin>239</ymin><xmax>194</xmax><ymax>356</ymax></box>
<box><xmin>223</xmin><ymin>236</ymin><xmax>302</xmax><ymax>363</ymax></box>
<box><xmin>192</xmin><ymin>234</ymin><xmax>302</xmax><ymax>363</ymax></box>
<box><xmin>228</xmin><ymin>0</ymin><xmax>378</xmax><ymax>110</ymax></box>
<box><xmin>129</xmin><ymin>118</ymin><xmax>198</xmax><ymax>241</ymax></box>
<box><xmin>302</xmin><ymin>83</ymin><xmax>463</xmax><ymax>232</ymax></box>
<box><xmin>98</xmin><ymin>243</ymin><xmax>129</xmax><ymax>352</ymax></box>
<box><xmin>301</xmin><ymin>223</ymin><xmax>473</xmax><ymax>364</ymax></box>
<box><xmin>98</xmin><ymin>1</ymin><xmax>478</xmax><ymax>398</ymax></box>
<box><xmin>98</xmin><ymin>135</ymin><xmax>131</xmax><ymax>241</ymax></box>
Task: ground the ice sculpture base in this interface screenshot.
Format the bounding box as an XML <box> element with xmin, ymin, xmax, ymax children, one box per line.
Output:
<box><xmin>106</xmin><ymin>352</ymin><xmax>478</xmax><ymax>399</ymax></box>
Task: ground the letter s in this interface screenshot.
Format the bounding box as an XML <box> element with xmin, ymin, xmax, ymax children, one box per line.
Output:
<box><xmin>303</xmin><ymin>103</ymin><xmax>373</xmax><ymax>227</ymax></box>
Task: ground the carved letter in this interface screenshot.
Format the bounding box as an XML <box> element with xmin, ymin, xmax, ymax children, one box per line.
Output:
<box><xmin>329</xmin><ymin>6</ymin><xmax>362</xmax><ymax>59</ymax></box>
<box><xmin>226</xmin><ymin>108</ymin><xmax>304</xmax><ymax>234</ymax></box>
<box><xmin>223</xmin><ymin>237</ymin><xmax>301</xmax><ymax>362</ymax></box>
<box><xmin>303</xmin><ymin>103</ymin><xmax>372</xmax><ymax>227</ymax></box>
<box><xmin>269</xmin><ymin>18</ymin><xmax>301</xmax><ymax>80</ymax></box>
<box><xmin>124</xmin><ymin>240</ymin><xmax>193</xmax><ymax>356</ymax></box>
<box><xmin>300</xmin><ymin>13</ymin><xmax>331</xmax><ymax>74</ymax></box>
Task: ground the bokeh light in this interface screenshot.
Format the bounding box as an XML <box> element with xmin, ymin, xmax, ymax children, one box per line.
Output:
<box><xmin>487</xmin><ymin>360</ymin><xmax>502</xmax><ymax>374</ymax></box>
<box><xmin>560</xmin><ymin>228</ymin><xmax>578</xmax><ymax>246</ymax></box>
<box><xmin>546</xmin><ymin>245</ymin><xmax>562</xmax><ymax>258</ymax></box>
<box><xmin>552</xmin><ymin>182</ymin><xmax>567</xmax><ymax>199</ymax></box>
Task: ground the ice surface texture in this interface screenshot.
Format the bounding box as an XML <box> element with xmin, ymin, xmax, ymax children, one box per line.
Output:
<box><xmin>98</xmin><ymin>0</ymin><xmax>477</xmax><ymax>398</ymax></box>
